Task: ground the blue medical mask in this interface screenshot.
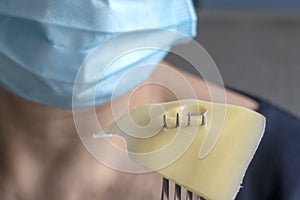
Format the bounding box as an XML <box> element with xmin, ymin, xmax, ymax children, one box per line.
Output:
<box><xmin>0</xmin><ymin>0</ymin><xmax>197</xmax><ymax>109</ymax></box>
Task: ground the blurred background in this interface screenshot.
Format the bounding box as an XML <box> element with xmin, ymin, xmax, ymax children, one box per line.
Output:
<box><xmin>166</xmin><ymin>0</ymin><xmax>300</xmax><ymax>117</ymax></box>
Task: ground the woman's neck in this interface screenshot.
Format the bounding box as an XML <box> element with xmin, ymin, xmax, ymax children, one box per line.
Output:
<box><xmin>0</xmin><ymin>85</ymin><xmax>161</xmax><ymax>199</ymax></box>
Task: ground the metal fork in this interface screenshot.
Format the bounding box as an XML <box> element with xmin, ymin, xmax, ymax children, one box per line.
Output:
<box><xmin>161</xmin><ymin>112</ymin><xmax>207</xmax><ymax>200</ymax></box>
<box><xmin>161</xmin><ymin>178</ymin><xmax>206</xmax><ymax>200</ymax></box>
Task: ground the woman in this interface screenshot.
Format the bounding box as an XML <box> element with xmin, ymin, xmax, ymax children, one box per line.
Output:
<box><xmin>0</xmin><ymin>0</ymin><xmax>299</xmax><ymax>199</ymax></box>
<box><xmin>0</xmin><ymin>62</ymin><xmax>259</xmax><ymax>200</ymax></box>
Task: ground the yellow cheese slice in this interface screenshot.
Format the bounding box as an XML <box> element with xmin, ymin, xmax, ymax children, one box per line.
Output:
<box><xmin>95</xmin><ymin>99</ymin><xmax>265</xmax><ymax>200</ymax></box>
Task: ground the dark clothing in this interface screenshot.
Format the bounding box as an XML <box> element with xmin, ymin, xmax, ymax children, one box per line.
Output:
<box><xmin>236</xmin><ymin>95</ymin><xmax>300</xmax><ymax>200</ymax></box>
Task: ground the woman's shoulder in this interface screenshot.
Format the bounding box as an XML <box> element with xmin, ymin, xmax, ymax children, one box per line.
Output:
<box><xmin>236</xmin><ymin>96</ymin><xmax>300</xmax><ymax>200</ymax></box>
<box><xmin>153</xmin><ymin>61</ymin><xmax>259</xmax><ymax>110</ymax></box>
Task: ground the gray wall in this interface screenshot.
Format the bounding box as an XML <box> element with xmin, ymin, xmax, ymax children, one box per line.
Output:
<box><xmin>166</xmin><ymin>12</ymin><xmax>300</xmax><ymax>117</ymax></box>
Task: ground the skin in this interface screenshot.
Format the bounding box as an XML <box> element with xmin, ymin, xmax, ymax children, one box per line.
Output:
<box><xmin>0</xmin><ymin>61</ymin><xmax>258</xmax><ymax>200</ymax></box>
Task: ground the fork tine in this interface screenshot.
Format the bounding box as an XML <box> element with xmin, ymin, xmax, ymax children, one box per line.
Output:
<box><xmin>162</xmin><ymin>178</ymin><xmax>206</xmax><ymax>200</ymax></box>
<box><xmin>161</xmin><ymin>178</ymin><xmax>169</xmax><ymax>200</ymax></box>
<box><xmin>186</xmin><ymin>190</ymin><xmax>193</xmax><ymax>200</ymax></box>
<box><xmin>174</xmin><ymin>184</ymin><xmax>181</xmax><ymax>200</ymax></box>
